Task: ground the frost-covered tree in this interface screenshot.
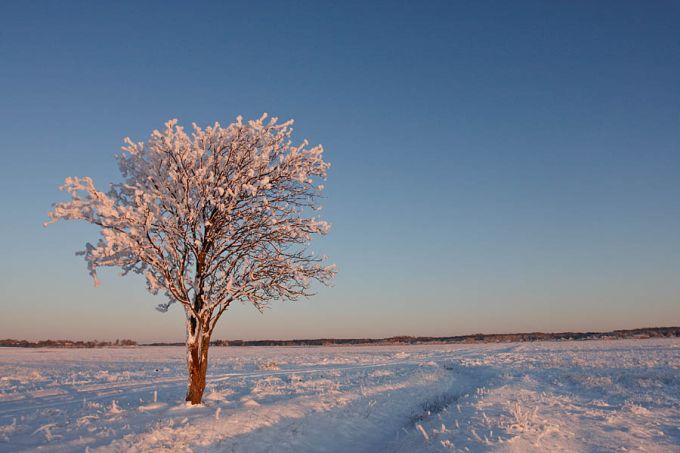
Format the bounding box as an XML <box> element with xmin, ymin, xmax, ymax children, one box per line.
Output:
<box><xmin>47</xmin><ymin>114</ymin><xmax>335</xmax><ymax>404</ymax></box>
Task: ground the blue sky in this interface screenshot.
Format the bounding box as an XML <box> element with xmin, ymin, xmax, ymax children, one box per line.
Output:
<box><xmin>0</xmin><ymin>1</ymin><xmax>678</xmax><ymax>342</ymax></box>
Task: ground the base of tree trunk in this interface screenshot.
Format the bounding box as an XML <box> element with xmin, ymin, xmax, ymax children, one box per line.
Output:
<box><xmin>185</xmin><ymin>334</ymin><xmax>210</xmax><ymax>404</ymax></box>
<box><xmin>185</xmin><ymin>387</ymin><xmax>205</xmax><ymax>405</ymax></box>
<box><xmin>185</xmin><ymin>366</ymin><xmax>207</xmax><ymax>404</ymax></box>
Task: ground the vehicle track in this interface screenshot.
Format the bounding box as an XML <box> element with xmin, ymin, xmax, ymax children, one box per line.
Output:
<box><xmin>0</xmin><ymin>360</ymin><xmax>427</xmax><ymax>418</ymax></box>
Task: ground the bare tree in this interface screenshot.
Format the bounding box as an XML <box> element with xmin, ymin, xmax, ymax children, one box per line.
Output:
<box><xmin>46</xmin><ymin>114</ymin><xmax>335</xmax><ymax>404</ymax></box>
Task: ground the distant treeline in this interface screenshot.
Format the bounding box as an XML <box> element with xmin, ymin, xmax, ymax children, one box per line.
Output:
<box><xmin>0</xmin><ymin>339</ymin><xmax>137</xmax><ymax>348</ymax></box>
<box><xmin>3</xmin><ymin>327</ymin><xmax>677</xmax><ymax>349</ymax></box>
<box><xmin>145</xmin><ymin>326</ymin><xmax>679</xmax><ymax>347</ymax></box>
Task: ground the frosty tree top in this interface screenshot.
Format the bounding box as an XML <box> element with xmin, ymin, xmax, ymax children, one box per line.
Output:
<box><xmin>47</xmin><ymin>114</ymin><xmax>335</xmax><ymax>403</ymax></box>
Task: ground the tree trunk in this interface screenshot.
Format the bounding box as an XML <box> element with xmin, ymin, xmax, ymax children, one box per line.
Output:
<box><xmin>185</xmin><ymin>326</ymin><xmax>211</xmax><ymax>404</ymax></box>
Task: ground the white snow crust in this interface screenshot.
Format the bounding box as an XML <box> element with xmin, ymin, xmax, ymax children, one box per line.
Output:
<box><xmin>0</xmin><ymin>339</ymin><xmax>678</xmax><ymax>452</ymax></box>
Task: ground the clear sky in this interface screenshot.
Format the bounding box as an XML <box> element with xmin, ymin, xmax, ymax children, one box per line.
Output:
<box><xmin>0</xmin><ymin>1</ymin><xmax>678</xmax><ymax>342</ymax></box>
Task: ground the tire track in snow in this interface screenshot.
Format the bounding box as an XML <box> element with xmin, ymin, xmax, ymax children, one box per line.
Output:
<box><xmin>0</xmin><ymin>360</ymin><xmax>426</xmax><ymax>418</ymax></box>
<box><xmin>97</xmin><ymin>362</ymin><xmax>451</xmax><ymax>452</ymax></box>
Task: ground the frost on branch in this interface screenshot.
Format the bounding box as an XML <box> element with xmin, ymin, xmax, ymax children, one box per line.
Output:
<box><xmin>46</xmin><ymin>114</ymin><xmax>335</xmax><ymax>327</ymax></box>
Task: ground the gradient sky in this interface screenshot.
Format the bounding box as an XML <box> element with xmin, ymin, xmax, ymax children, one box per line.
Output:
<box><xmin>0</xmin><ymin>1</ymin><xmax>679</xmax><ymax>342</ymax></box>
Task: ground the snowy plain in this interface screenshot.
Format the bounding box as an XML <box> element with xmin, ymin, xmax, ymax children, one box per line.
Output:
<box><xmin>0</xmin><ymin>338</ymin><xmax>678</xmax><ymax>452</ymax></box>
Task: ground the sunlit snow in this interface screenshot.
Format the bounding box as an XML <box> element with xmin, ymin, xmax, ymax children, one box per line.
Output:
<box><xmin>0</xmin><ymin>339</ymin><xmax>678</xmax><ymax>452</ymax></box>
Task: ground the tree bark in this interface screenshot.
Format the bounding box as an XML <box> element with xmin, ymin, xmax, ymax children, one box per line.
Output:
<box><xmin>185</xmin><ymin>322</ymin><xmax>212</xmax><ymax>404</ymax></box>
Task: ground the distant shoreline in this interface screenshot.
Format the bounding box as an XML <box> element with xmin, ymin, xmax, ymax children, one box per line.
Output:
<box><xmin>2</xmin><ymin>326</ymin><xmax>677</xmax><ymax>348</ymax></box>
<box><xmin>0</xmin><ymin>339</ymin><xmax>137</xmax><ymax>348</ymax></box>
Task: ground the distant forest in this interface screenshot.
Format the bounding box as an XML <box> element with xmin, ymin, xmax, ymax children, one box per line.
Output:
<box><xmin>151</xmin><ymin>326</ymin><xmax>680</xmax><ymax>347</ymax></box>
<box><xmin>2</xmin><ymin>327</ymin><xmax>677</xmax><ymax>348</ymax></box>
<box><xmin>0</xmin><ymin>339</ymin><xmax>137</xmax><ymax>348</ymax></box>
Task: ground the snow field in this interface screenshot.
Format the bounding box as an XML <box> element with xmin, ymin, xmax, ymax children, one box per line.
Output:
<box><xmin>0</xmin><ymin>339</ymin><xmax>678</xmax><ymax>452</ymax></box>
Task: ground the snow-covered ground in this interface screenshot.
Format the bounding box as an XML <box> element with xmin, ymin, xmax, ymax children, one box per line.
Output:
<box><xmin>0</xmin><ymin>339</ymin><xmax>678</xmax><ymax>452</ymax></box>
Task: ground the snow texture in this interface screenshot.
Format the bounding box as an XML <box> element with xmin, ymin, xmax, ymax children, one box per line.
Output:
<box><xmin>0</xmin><ymin>339</ymin><xmax>678</xmax><ymax>452</ymax></box>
